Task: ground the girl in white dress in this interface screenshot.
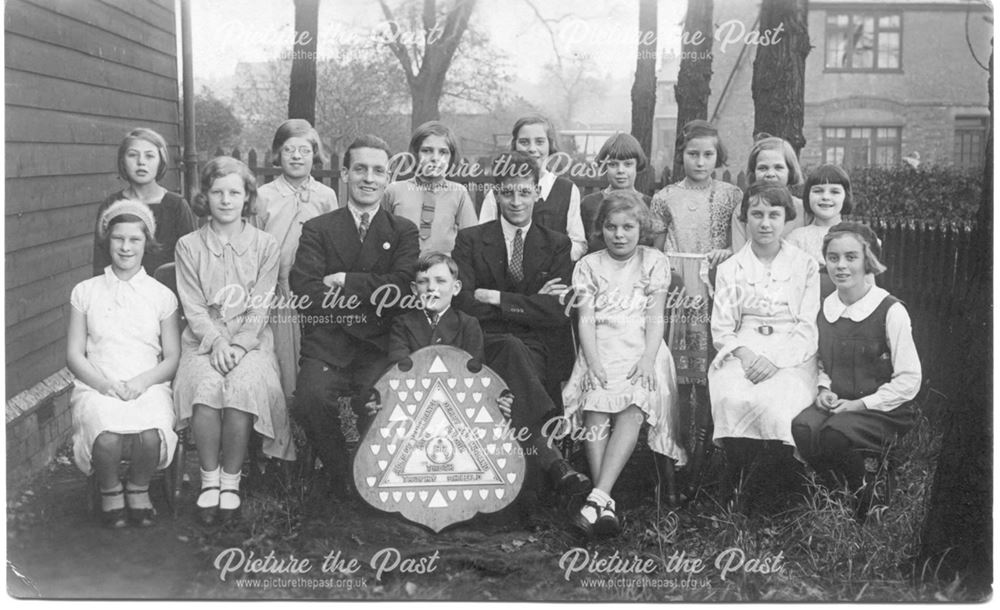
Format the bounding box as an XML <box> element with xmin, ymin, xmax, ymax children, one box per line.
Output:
<box><xmin>68</xmin><ymin>200</ymin><xmax>181</xmax><ymax>528</ymax></box>
<box><xmin>562</xmin><ymin>191</ymin><xmax>685</xmax><ymax>537</ymax></box>
<box><xmin>709</xmin><ymin>183</ymin><xmax>819</xmax><ymax>504</ymax></box>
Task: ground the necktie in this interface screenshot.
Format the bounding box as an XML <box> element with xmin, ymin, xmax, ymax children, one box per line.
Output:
<box><xmin>510</xmin><ymin>228</ymin><xmax>524</xmax><ymax>282</ymax></box>
<box><xmin>359</xmin><ymin>212</ymin><xmax>370</xmax><ymax>243</ymax></box>
<box><xmin>428</xmin><ymin>312</ymin><xmax>440</xmax><ymax>328</ymax></box>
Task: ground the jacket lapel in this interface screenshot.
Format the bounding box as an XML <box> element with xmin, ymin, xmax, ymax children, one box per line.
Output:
<box><xmin>329</xmin><ymin>207</ymin><xmax>362</xmax><ymax>268</ymax></box>
<box><xmin>432</xmin><ymin>308</ymin><xmax>462</xmax><ymax>346</ymax></box>
<box><xmin>521</xmin><ymin>224</ymin><xmax>552</xmax><ymax>292</ymax></box>
<box><xmin>356</xmin><ymin>207</ymin><xmax>392</xmax><ymax>269</ymax></box>
<box><xmin>481</xmin><ymin>222</ymin><xmax>508</xmax><ymax>289</ymax></box>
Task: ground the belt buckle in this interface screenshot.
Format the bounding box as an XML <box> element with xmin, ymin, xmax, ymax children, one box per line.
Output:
<box><xmin>756</xmin><ymin>325</ymin><xmax>773</xmax><ymax>336</ymax></box>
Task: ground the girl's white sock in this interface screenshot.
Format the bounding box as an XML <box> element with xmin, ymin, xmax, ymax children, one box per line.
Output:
<box><xmin>100</xmin><ymin>482</ymin><xmax>125</xmax><ymax>511</ymax></box>
<box><xmin>125</xmin><ymin>481</ymin><xmax>152</xmax><ymax>510</ymax></box>
<box><xmin>198</xmin><ymin>467</ymin><xmax>221</xmax><ymax>508</ymax></box>
<box><xmin>220</xmin><ymin>469</ymin><xmax>242</xmax><ymax>510</ymax></box>
<box><xmin>581</xmin><ymin>488</ymin><xmax>612</xmax><ymax>524</ymax></box>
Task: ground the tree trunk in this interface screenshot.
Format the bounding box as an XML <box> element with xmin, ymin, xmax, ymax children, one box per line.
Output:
<box><xmin>751</xmin><ymin>0</ymin><xmax>810</xmax><ymax>155</ymax></box>
<box><xmin>410</xmin><ymin>78</ymin><xmax>446</xmax><ymax>129</ymax></box>
<box><xmin>914</xmin><ymin>40</ymin><xmax>992</xmax><ymax>598</ymax></box>
<box><xmin>380</xmin><ymin>0</ymin><xmax>476</xmax><ymax>132</ymax></box>
<box><xmin>673</xmin><ymin>0</ymin><xmax>713</xmax><ymax>180</ymax></box>
<box><xmin>630</xmin><ymin>0</ymin><xmax>658</xmax><ymax>160</ymax></box>
<box><xmin>288</xmin><ymin>0</ymin><xmax>319</xmax><ymax>124</ymax></box>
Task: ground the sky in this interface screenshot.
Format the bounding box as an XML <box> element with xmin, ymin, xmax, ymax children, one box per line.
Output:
<box><xmin>188</xmin><ymin>0</ymin><xmax>688</xmax><ymax>83</ymax></box>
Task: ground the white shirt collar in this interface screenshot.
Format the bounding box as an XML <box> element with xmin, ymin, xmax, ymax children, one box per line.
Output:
<box><xmin>103</xmin><ymin>265</ymin><xmax>150</xmax><ymax>287</ymax></box>
<box><xmin>347</xmin><ymin>202</ymin><xmax>379</xmax><ymax>227</ymax></box>
<box><xmin>538</xmin><ymin>170</ymin><xmax>556</xmax><ymax>199</ymax></box>
<box><xmin>823</xmin><ymin>285</ymin><xmax>891</xmax><ymax>322</ymax></box>
<box><xmin>499</xmin><ymin>215</ymin><xmax>531</xmax><ymax>244</ymax></box>
<box><xmin>731</xmin><ymin>240</ymin><xmax>795</xmax><ymax>284</ymax></box>
<box><xmin>278</xmin><ymin>174</ymin><xmax>313</xmax><ymax>193</ymax></box>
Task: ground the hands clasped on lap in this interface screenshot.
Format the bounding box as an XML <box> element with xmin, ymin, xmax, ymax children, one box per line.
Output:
<box><xmin>815</xmin><ymin>389</ymin><xmax>865</xmax><ymax>414</ymax></box>
<box><xmin>734</xmin><ymin>347</ymin><xmax>778</xmax><ymax>384</ymax></box>
<box><xmin>211</xmin><ymin>340</ymin><xmax>247</xmax><ymax>375</ymax></box>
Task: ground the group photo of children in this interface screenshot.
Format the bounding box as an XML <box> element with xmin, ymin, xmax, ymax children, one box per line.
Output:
<box><xmin>6</xmin><ymin>0</ymin><xmax>991</xmax><ymax>602</ymax></box>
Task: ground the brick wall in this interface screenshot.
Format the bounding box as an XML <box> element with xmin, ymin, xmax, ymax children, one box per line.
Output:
<box><xmin>6</xmin><ymin>369</ymin><xmax>75</xmax><ymax>489</ymax></box>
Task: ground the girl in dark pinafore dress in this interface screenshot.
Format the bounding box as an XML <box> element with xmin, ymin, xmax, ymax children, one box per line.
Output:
<box><xmin>791</xmin><ymin>222</ymin><xmax>921</xmax><ymax>519</ymax></box>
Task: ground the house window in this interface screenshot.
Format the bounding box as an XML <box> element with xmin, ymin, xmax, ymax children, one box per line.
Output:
<box><xmin>825</xmin><ymin>13</ymin><xmax>901</xmax><ymax>71</ymax></box>
<box><xmin>954</xmin><ymin>116</ymin><xmax>988</xmax><ymax>168</ymax></box>
<box><xmin>823</xmin><ymin>127</ymin><xmax>902</xmax><ymax>168</ymax></box>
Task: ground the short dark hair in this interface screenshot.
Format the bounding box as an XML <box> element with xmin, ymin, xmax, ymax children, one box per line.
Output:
<box><xmin>416</xmin><ymin>251</ymin><xmax>459</xmax><ymax>279</ymax></box>
<box><xmin>738</xmin><ymin>183</ymin><xmax>797</xmax><ymax>223</ymax></box>
<box><xmin>510</xmin><ymin>114</ymin><xmax>560</xmax><ymax>155</ymax></box>
<box><xmin>675</xmin><ymin>120</ymin><xmax>727</xmax><ymax>168</ymax></box>
<box><xmin>410</xmin><ymin>121</ymin><xmax>459</xmax><ymax>171</ymax></box>
<box><xmin>596</xmin><ymin>132</ymin><xmax>648</xmax><ymax>172</ymax></box>
<box><xmin>192</xmin><ymin>156</ymin><xmax>257</xmax><ymax>218</ymax></box>
<box><xmin>492</xmin><ymin>151</ymin><xmax>540</xmax><ymax>186</ymax></box>
<box><xmin>271</xmin><ymin>118</ymin><xmax>326</xmax><ymax>166</ymax></box>
<box><xmin>803</xmin><ymin>164</ymin><xmax>853</xmax><ymax>215</ymax></box>
<box><xmin>343</xmin><ymin>134</ymin><xmax>392</xmax><ymax>169</ymax></box>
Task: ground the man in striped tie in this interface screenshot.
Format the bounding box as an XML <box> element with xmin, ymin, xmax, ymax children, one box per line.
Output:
<box><xmin>452</xmin><ymin>151</ymin><xmax>591</xmax><ymax>524</ymax></box>
<box><xmin>290</xmin><ymin>134</ymin><xmax>420</xmax><ymax>499</ymax></box>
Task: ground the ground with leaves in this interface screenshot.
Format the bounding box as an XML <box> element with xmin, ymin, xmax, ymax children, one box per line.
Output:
<box><xmin>6</xmin><ymin>392</ymin><xmax>978</xmax><ymax>601</ymax></box>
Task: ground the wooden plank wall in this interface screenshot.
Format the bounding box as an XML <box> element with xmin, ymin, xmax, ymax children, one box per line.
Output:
<box><xmin>5</xmin><ymin>0</ymin><xmax>181</xmax><ymax>398</ymax></box>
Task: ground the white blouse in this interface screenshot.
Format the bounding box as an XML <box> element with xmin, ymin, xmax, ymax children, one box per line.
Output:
<box><xmin>818</xmin><ymin>286</ymin><xmax>922</xmax><ymax>412</ymax></box>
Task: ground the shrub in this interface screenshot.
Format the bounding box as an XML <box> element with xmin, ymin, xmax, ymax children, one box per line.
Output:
<box><xmin>838</xmin><ymin>165</ymin><xmax>983</xmax><ymax>223</ymax></box>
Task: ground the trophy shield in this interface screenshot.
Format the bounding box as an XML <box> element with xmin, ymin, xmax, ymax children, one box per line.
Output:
<box><xmin>353</xmin><ymin>345</ymin><xmax>526</xmax><ymax>532</ymax></box>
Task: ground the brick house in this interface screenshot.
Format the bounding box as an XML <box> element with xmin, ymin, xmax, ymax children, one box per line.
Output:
<box><xmin>653</xmin><ymin>0</ymin><xmax>992</xmax><ymax>176</ymax></box>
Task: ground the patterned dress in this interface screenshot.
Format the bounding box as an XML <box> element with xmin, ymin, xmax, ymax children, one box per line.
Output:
<box><xmin>650</xmin><ymin>179</ymin><xmax>743</xmax><ymax>385</ymax></box>
<box><xmin>70</xmin><ymin>267</ymin><xmax>179</xmax><ymax>474</ymax></box>
<box><xmin>172</xmin><ymin>222</ymin><xmax>295</xmax><ymax>460</ymax></box>
<box><xmin>561</xmin><ymin>247</ymin><xmax>686</xmax><ymax>463</ymax></box>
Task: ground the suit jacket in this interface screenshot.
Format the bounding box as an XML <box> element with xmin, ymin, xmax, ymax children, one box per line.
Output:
<box><xmin>290</xmin><ymin>206</ymin><xmax>419</xmax><ymax>367</ymax></box>
<box><xmin>452</xmin><ymin>221</ymin><xmax>572</xmax><ymax>342</ymax></box>
<box><xmin>387</xmin><ymin>307</ymin><xmax>485</xmax><ymax>364</ymax></box>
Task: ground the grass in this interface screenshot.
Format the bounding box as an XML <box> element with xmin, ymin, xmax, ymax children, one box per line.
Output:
<box><xmin>170</xmin><ymin>386</ymin><xmax>982</xmax><ymax>601</ymax></box>
<box><xmin>12</xmin><ymin>387</ymin><xmax>982</xmax><ymax>600</ymax></box>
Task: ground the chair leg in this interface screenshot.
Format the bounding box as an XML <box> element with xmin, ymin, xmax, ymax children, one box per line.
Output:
<box><xmin>685</xmin><ymin>386</ymin><xmax>713</xmax><ymax>498</ymax></box>
<box><xmin>169</xmin><ymin>429</ymin><xmax>188</xmax><ymax>517</ymax></box>
<box><xmin>654</xmin><ymin>453</ymin><xmax>683</xmax><ymax>507</ymax></box>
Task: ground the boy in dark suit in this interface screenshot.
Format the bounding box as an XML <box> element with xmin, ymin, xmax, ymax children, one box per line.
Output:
<box><xmin>387</xmin><ymin>252</ymin><xmax>485</xmax><ymax>364</ymax></box>
<box><xmin>371</xmin><ymin>252</ymin><xmax>512</xmax><ymax>417</ymax></box>
<box><xmin>290</xmin><ymin>134</ymin><xmax>419</xmax><ymax>497</ymax></box>
<box><xmin>452</xmin><ymin>151</ymin><xmax>591</xmax><ymax>507</ymax></box>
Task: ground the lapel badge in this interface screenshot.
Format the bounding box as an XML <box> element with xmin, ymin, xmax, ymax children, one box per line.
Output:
<box><xmin>383</xmin><ymin>241</ymin><xmax>391</xmax><ymax>250</ymax></box>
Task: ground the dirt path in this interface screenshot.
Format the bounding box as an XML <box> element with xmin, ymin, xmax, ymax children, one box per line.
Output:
<box><xmin>7</xmin><ymin>452</ymin><xmax>206</xmax><ymax>598</ymax></box>
<box><xmin>6</xmin><ymin>443</ymin><xmax>659</xmax><ymax>600</ymax></box>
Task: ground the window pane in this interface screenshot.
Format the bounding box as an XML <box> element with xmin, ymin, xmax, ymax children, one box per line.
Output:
<box><xmin>878</xmin><ymin>15</ymin><xmax>900</xmax><ymax>29</ymax></box>
<box><xmin>837</xmin><ymin>128</ymin><xmax>847</xmax><ymax>138</ymax></box>
<box><xmin>845</xmin><ymin>16</ymin><xmax>875</xmax><ymax>69</ymax></box>
<box><xmin>877</xmin><ymin>33</ymin><xmax>900</xmax><ymax>68</ymax></box>
<box><xmin>825</xmin><ymin>146</ymin><xmax>845</xmax><ymax>165</ymax></box>
<box><xmin>876</xmin><ymin>146</ymin><xmax>897</xmax><ymax>165</ymax></box>
<box><xmin>826</xmin><ymin>33</ymin><xmax>850</xmax><ymax>67</ymax></box>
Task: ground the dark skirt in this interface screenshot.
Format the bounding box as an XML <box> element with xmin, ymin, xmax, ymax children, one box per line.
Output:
<box><xmin>791</xmin><ymin>402</ymin><xmax>918</xmax><ymax>462</ymax></box>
